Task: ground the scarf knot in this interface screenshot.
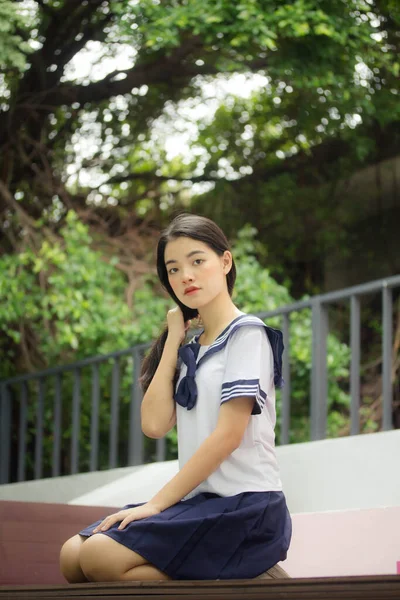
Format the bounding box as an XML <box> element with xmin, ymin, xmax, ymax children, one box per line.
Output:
<box><xmin>174</xmin><ymin>342</ymin><xmax>201</xmax><ymax>410</ymax></box>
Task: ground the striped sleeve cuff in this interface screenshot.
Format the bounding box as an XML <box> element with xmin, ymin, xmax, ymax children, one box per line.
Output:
<box><xmin>221</xmin><ymin>379</ymin><xmax>266</xmax><ymax>415</ymax></box>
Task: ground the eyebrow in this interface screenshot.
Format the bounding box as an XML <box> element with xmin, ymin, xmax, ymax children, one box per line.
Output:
<box><xmin>165</xmin><ymin>250</ymin><xmax>207</xmax><ymax>266</ymax></box>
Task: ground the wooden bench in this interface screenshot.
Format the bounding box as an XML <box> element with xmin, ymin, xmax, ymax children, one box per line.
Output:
<box><xmin>1</xmin><ymin>576</ymin><xmax>400</xmax><ymax>599</ymax></box>
<box><xmin>1</xmin><ymin>500</ymin><xmax>399</xmax><ymax>600</ymax></box>
<box><xmin>0</xmin><ymin>500</ymin><xmax>116</xmax><ymax>586</ymax></box>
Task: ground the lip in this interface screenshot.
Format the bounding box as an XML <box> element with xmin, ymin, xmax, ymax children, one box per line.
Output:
<box><xmin>184</xmin><ymin>287</ymin><xmax>200</xmax><ymax>295</ymax></box>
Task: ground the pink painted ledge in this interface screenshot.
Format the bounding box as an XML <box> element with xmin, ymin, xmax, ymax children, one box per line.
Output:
<box><xmin>282</xmin><ymin>506</ymin><xmax>400</xmax><ymax>578</ymax></box>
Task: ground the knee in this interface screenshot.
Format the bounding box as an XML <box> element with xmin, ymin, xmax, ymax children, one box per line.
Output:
<box><xmin>60</xmin><ymin>535</ymin><xmax>85</xmax><ymax>583</ymax></box>
<box><xmin>79</xmin><ymin>535</ymin><xmax>119</xmax><ymax>582</ymax></box>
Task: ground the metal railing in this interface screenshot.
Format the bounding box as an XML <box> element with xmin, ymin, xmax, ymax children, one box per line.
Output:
<box><xmin>1</xmin><ymin>275</ymin><xmax>399</xmax><ymax>484</ymax></box>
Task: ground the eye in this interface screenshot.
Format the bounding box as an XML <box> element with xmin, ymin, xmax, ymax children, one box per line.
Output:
<box><xmin>194</xmin><ymin>259</ymin><xmax>204</xmax><ymax>265</ymax></box>
<box><xmin>168</xmin><ymin>267</ymin><xmax>178</xmax><ymax>275</ymax></box>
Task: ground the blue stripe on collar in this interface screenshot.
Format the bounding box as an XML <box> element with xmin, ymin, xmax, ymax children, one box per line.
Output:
<box><xmin>197</xmin><ymin>314</ymin><xmax>278</xmax><ymax>367</ymax></box>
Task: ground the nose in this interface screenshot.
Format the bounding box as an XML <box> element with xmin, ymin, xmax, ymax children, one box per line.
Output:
<box><xmin>181</xmin><ymin>269</ymin><xmax>194</xmax><ymax>284</ymax></box>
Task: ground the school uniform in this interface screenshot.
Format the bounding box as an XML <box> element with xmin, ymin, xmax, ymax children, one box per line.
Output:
<box><xmin>79</xmin><ymin>313</ymin><xmax>292</xmax><ymax>580</ymax></box>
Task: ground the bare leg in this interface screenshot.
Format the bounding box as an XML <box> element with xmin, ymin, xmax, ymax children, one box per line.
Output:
<box><xmin>79</xmin><ymin>533</ymin><xmax>153</xmax><ymax>582</ymax></box>
<box><xmin>60</xmin><ymin>534</ymin><xmax>88</xmax><ymax>583</ymax></box>
<box><xmin>121</xmin><ymin>564</ymin><xmax>171</xmax><ymax>581</ymax></box>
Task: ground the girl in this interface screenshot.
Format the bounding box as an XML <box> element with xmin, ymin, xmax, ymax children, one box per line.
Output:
<box><xmin>60</xmin><ymin>213</ymin><xmax>292</xmax><ymax>582</ymax></box>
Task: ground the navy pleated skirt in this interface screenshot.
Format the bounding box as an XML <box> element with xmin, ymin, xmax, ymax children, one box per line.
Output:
<box><xmin>79</xmin><ymin>491</ymin><xmax>292</xmax><ymax>580</ymax></box>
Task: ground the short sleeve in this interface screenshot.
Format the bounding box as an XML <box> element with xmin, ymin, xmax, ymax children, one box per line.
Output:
<box><xmin>221</xmin><ymin>326</ymin><xmax>272</xmax><ymax>415</ymax></box>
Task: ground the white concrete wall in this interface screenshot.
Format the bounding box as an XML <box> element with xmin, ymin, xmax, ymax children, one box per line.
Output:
<box><xmin>284</xmin><ymin>506</ymin><xmax>400</xmax><ymax>577</ymax></box>
<box><xmin>278</xmin><ymin>429</ymin><xmax>400</xmax><ymax>513</ymax></box>
<box><xmin>1</xmin><ymin>430</ymin><xmax>399</xmax><ymax>513</ymax></box>
<box><xmin>0</xmin><ymin>465</ymin><xmax>139</xmax><ymax>503</ymax></box>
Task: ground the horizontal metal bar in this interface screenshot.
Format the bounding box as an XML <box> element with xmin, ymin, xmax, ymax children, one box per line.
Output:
<box><xmin>0</xmin><ymin>342</ymin><xmax>151</xmax><ymax>386</ymax></box>
<box><xmin>2</xmin><ymin>275</ymin><xmax>399</xmax><ymax>389</ymax></box>
<box><xmin>258</xmin><ymin>299</ymin><xmax>313</xmax><ymax>319</ymax></box>
<box><xmin>316</xmin><ymin>275</ymin><xmax>400</xmax><ymax>304</ymax></box>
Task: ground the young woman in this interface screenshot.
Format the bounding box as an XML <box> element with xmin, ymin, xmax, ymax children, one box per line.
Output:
<box><xmin>59</xmin><ymin>213</ymin><xmax>292</xmax><ymax>583</ymax></box>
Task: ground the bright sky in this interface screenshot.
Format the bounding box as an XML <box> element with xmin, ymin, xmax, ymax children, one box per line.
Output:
<box><xmin>63</xmin><ymin>41</ymin><xmax>268</xmax><ymax>159</ymax></box>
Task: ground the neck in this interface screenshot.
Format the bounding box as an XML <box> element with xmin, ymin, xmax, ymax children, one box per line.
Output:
<box><xmin>197</xmin><ymin>292</ymin><xmax>242</xmax><ymax>343</ymax></box>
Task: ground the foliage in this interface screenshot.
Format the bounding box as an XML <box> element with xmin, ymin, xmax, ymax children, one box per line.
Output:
<box><xmin>1</xmin><ymin>216</ymin><xmax>351</xmax><ymax>479</ymax></box>
<box><xmin>232</xmin><ymin>225</ymin><xmax>351</xmax><ymax>444</ymax></box>
<box><xmin>0</xmin><ymin>1</ymin><xmax>32</xmax><ymax>72</ymax></box>
<box><xmin>0</xmin><ymin>1</ymin><xmax>399</xmax><ymax>291</ymax></box>
<box><xmin>0</xmin><ymin>0</ymin><xmax>398</xmax><ymax>477</ymax></box>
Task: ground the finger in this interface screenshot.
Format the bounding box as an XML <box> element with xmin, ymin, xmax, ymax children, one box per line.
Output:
<box><xmin>100</xmin><ymin>516</ymin><xmax>119</xmax><ymax>531</ymax></box>
<box><xmin>118</xmin><ymin>517</ymin><xmax>133</xmax><ymax>530</ymax></box>
<box><xmin>94</xmin><ymin>515</ymin><xmax>119</xmax><ymax>532</ymax></box>
<box><xmin>93</xmin><ymin>519</ymin><xmax>107</xmax><ymax>533</ymax></box>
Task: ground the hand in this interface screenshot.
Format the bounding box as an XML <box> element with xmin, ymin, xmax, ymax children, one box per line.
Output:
<box><xmin>92</xmin><ymin>503</ymin><xmax>161</xmax><ymax>533</ymax></box>
<box><xmin>166</xmin><ymin>306</ymin><xmax>191</xmax><ymax>344</ymax></box>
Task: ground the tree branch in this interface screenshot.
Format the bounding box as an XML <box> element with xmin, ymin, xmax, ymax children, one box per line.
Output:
<box><xmin>97</xmin><ymin>119</ymin><xmax>400</xmax><ymax>191</ymax></box>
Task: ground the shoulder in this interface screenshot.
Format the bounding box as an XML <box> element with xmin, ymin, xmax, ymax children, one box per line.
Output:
<box><xmin>226</xmin><ymin>315</ymin><xmax>270</xmax><ymax>348</ymax></box>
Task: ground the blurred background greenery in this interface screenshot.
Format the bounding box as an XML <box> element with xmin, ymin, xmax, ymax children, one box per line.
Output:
<box><xmin>0</xmin><ymin>0</ymin><xmax>399</xmax><ymax>476</ymax></box>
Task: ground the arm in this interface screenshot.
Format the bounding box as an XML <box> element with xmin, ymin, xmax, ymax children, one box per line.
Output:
<box><xmin>93</xmin><ymin>396</ymin><xmax>255</xmax><ymax>533</ymax></box>
<box><xmin>141</xmin><ymin>336</ymin><xmax>179</xmax><ymax>438</ymax></box>
<box><xmin>149</xmin><ymin>396</ymin><xmax>254</xmax><ymax>511</ymax></box>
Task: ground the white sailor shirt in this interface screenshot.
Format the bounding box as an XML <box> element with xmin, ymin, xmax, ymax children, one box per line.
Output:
<box><xmin>175</xmin><ymin>313</ymin><xmax>284</xmax><ymax>499</ymax></box>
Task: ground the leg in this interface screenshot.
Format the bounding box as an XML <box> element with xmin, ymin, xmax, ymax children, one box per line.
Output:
<box><xmin>60</xmin><ymin>534</ymin><xmax>88</xmax><ymax>583</ymax></box>
<box><xmin>121</xmin><ymin>564</ymin><xmax>171</xmax><ymax>581</ymax></box>
<box><xmin>79</xmin><ymin>533</ymin><xmax>170</xmax><ymax>582</ymax></box>
<box><xmin>255</xmin><ymin>563</ymin><xmax>291</xmax><ymax>579</ymax></box>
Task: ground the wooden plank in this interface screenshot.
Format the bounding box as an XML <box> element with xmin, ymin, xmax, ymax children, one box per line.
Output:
<box><xmin>0</xmin><ymin>501</ymin><xmax>118</xmax><ymax>586</ymax></box>
<box><xmin>1</xmin><ymin>576</ymin><xmax>400</xmax><ymax>600</ymax></box>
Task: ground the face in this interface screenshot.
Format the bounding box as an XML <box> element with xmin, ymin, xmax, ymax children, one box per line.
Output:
<box><xmin>164</xmin><ymin>237</ymin><xmax>232</xmax><ymax>308</ymax></box>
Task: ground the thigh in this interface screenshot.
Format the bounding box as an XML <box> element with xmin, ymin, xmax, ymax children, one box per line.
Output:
<box><xmin>79</xmin><ymin>533</ymin><xmax>148</xmax><ymax>582</ymax></box>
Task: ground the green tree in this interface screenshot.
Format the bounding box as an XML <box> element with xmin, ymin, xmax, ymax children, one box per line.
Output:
<box><xmin>1</xmin><ymin>215</ymin><xmax>352</xmax><ymax>480</ymax></box>
<box><xmin>1</xmin><ymin>0</ymin><xmax>399</xmax><ymax>261</ymax></box>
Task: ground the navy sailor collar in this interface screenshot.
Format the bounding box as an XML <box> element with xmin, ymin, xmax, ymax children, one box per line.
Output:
<box><xmin>174</xmin><ymin>314</ymin><xmax>284</xmax><ymax>410</ymax></box>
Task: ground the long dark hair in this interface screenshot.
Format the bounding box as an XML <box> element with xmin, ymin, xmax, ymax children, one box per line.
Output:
<box><xmin>140</xmin><ymin>213</ymin><xmax>237</xmax><ymax>392</ymax></box>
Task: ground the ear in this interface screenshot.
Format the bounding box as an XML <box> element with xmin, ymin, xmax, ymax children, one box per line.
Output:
<box><xmin>222</xmin><ymin>250</ymin><xmax>232</xmax><ymax>275</ymax></box>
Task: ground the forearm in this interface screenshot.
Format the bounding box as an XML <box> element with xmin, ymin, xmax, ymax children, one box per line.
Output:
<box><xmin>141</xmin><ymin>336</ymin><xmax>180</xmax><ymax>437</ymax></box>
<box><xmin>149</xmin><ymin>429</ymin><xmax>237</xmax><ymax>511</ymax></box>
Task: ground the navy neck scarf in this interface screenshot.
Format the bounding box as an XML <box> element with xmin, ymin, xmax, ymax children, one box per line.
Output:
<box><xmin>174</xmin><ymin>316</ymin><xmax>284</xmax><ymax>412</ymax></box>
<box><xmin>174</xmin><ymin>342</ymin><xmax>202</xmax><ymax>410</ymax></box>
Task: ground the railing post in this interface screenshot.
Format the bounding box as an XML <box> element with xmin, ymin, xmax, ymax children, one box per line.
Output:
<box><xmin>350</xmin><ymin>296</ymin><xmax>361</xmax><ymax>435</ymax></box>
<box><xmin>0</xmin><ymin>384</ymin><xmax>11</xmax><ymax>484</ymax></box>
<box><xmin>109</xmin><ymin>357</ymin><xmax>120</xmax><ymax>469</ymax></box>
<box><xmin>310</xmin><ymin>299</ymin><xmax>328</xmax><ymax>440</ymax></box>
<box><xmin>52</xmin><ymin>374</ymin><xmax>62</xmax><ymax>478</ymax></box>
<box><xmin>18</xmin><ymin>382</ymin><xmax>28</xmax><ymax>482</ymax></box>
<box><xmin>281</xmin><ymin>313</ymin><xmax>291</xmax><ymax>445</ymax></box>
<box><xmin>90</xmin><ymin>364</ymin><xmax>100</xmax><ymax>472</ymax></box>
<box><xmin>129</xmin><ymin>349</ymin><xmax>144</xmax><ymax>465</ymax></box>
<box><xmin>35</xmin><ymin>378</ymin><xmax>45</xmax><ymax>480</ymax></box>
<box><xmin>71</xmin><ymin>368</ymin><xmax>81</xmax><ymax>474</ymax></box>
<box><xmin>156</xmin><ymin>437</ymin><xmax>166</xmax><ymax>462</ymax></box>
<box><xmin>382</xmin><ymin>285</ymin><xmax>393</xmax><ymax>430</ymax></box>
